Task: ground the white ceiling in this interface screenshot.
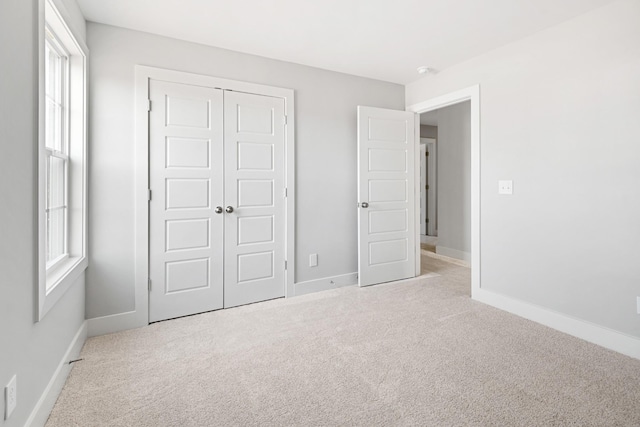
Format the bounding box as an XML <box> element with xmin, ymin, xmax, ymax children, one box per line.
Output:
<box><xmin>76</xmin><ymin>0</ymin><xmax>615</xmax><ymax>84</ymax></box>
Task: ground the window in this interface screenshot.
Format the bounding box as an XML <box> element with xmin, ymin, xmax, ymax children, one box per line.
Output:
<box><xmin>45</xmin><ymin>27</ymin><xmax>69</xmax><ymax>274</ymax></box>
<box><xmin>38</xmin><ymin>0</ymin><xmax>88</xmax><ymax>319</ymax></box>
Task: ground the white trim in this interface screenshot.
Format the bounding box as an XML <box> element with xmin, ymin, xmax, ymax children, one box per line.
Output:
<box><xmin>38</xmin><ymin>0</ymin><xmax>88</xmax><ymax>321</ymax></box>
<box><xmin>421</xmin><ymin>137</ymin><xmax>437</xmax><ymax>236</ymax></box>
<box><xmin>25</xmin><ymin>321</ymin><xmax>87</xmax><ymax>427</ymax></box>
<box><xmin>414</xmin><ymin>117</ymin><xmax>421</xmax><ymax>277</ymax></box>
<box><xmin>87</xmin><ymin>311</ymin><xmax>142</xmax><ymax>337</ymax></box>
<box><xmin>41</xmin><ymin>257</ymin><xmax>87</xmax><ymax>316</ymax></box>
<box><xmin>407</xmin><ymin>85</ymin><xmax>481</xmax><ymax>298</ymax></box>
<box><xmin>422</xmin><ymin>249</ymin><xmax>470</xmax><ymax>268</ymax></box>
<box><xmin>474</xmin><ymin>289</ymin><xmax>640</xmax><ymax>360</ymax></box>
<box><xmin>294</xmin><ymin>272</ymin><xmax>358</xmax><ymax>296</ymax></box>
<box><xmin>128</xmin><ymin>66</ymin><xmax>296</xmax><ymax>334</ymax></box>
<box><xmin>435</xmin><ymin>246</ymin><xmax>471</xmax><ymax>263</ymax></box>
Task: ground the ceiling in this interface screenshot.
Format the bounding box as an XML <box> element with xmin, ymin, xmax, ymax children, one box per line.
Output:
<box><xmin>76</xmin><ymin>0</ymin><xmax>615</xmax><ymax>85</ymax></box>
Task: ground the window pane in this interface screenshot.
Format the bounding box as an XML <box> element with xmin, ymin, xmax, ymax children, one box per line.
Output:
<box><xmin>45</xmin><ymin>36</ymin><xmax>64</xmax><ymax>152</ymax></box>
<box><xmin>45</xmin><ymin>98</ymin><xmax>62</xmax><ymax>151</ymax></box>
<box><xmin>45</xmin><ymin>41</ymin><xmax>62</xmax><ymax>102</ymax></box>
<box><xmin>47</xmin><ymin>156</ymin><xmax>65</xmax><ymax>209</ymax></box>
<box><xmin>46</xmin><ymin>207</ymin><xmax>66</xmax><ymax>267</ymax></box>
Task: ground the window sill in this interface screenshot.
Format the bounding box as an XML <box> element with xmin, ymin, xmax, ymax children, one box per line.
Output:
<box><xmin>40</xmin><ymin>255</ymin><xmax>87</xmax><ymax>320</ymax></box>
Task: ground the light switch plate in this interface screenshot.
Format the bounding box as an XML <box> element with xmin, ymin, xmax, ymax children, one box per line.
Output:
<box><xmin>498</xmin><ymin>180</ymin><xmax>513</xmax><ymax>195</ymax></box>
<box><xmin>309</xmin><ymin>253</ymin><xmax>318</xmax><ymax>267</ymax></box>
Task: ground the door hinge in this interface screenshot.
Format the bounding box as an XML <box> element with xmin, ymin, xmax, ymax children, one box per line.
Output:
<box><xmin>147</xmin><ymin>99</ymin><xmax>152</xmax><ymax>112</ymax></box>
<box><xmin>426</xmin><ymin>185</ymin><xmax>429</xmax><ymax>190</ymax></box>
<box><xmin>148</xmin><ymin>278</ymin><xmax>152</xmax><ymax>292</ymax></box>
<box><xmin>283</xmin><ymin>187</ymin><xmax>288</xmax><ymax>198</ymax></box>
<box><xmin>148</xmin><ymin>189</ymin><xmax>152</xmax><ymax>201</ymax></box>
<box><xmin>283</xmin><ymin>115</ymin><xmax>288</xmax><ymax>125</ymax></box>
<box><xmin>426</xmin><ymin>151</ymin><xmax>429</xmax><ymax>157</ymax></box>
<box><xmin>284</xmin><ymin>260</ymin><xmax>288</xmax><ymax>270</ymax></box>
<box><xmin>426</xmin><ymin>218</ymin><xmax>430</xmax><ymax>223</ymax></box>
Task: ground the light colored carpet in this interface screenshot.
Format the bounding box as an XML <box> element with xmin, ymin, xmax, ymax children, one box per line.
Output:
<box><xmin>47</xmin><ymin>257</ymin><xmax>640</xmax><ymax>426</ymax></box>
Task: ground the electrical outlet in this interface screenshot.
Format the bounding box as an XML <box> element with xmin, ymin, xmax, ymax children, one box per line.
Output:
<box><xmin>309</xmin><ymin>253</ymin><xmax>318</xmax><ymax>267</ymax></box>
<box><xmin>5</xmin><ymin>375</ymin><xmax>16</xmax><ymax>420</ymax></box>
<box><xmin>498</xmin><ymin>180</ymin><xmax>513</xmax><ymax>195</ymax></box>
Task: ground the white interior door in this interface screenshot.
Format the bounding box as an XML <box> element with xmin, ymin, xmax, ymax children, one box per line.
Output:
<box><xmin>149</xmin><ymin>80</ymin><xmax>224</xmax><ymax>322</ymax></box>
<box><xmin>223</xmin><ymin>90</ymin><xmax>286</xmax><ymax>308</ymax></box>
<box><xmin>357</xmin><ymin>106</ymin><xmax>416</xmax><ymax>287</ymax></box>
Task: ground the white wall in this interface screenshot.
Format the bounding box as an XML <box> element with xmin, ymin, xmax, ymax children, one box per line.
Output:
<box><xmin>406</xmin><ymin>0</ymin><xmax>640</xmax><ymax>338</ymax></box>
<box><xmin>435</xmin><ymin>102</ymin><xmax>471</xmax><ymax>261</ymax></box>
<box><xmin>86</xmin><ymin>23</ymin><xmax>405</xmax><ymax>319</ymax></box>
<box><xmin>0</xmin><ymin>0</ymin><xmax>87</xmax><ymax>425</ymax></box>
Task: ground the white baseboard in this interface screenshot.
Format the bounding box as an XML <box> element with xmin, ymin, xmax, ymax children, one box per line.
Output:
<box><xmin>420</xmin><ymin>235</ymin><xmax>438</xmax><ymax>245</ymax></box>
<box><xmin>474</xmin><ymin>288</ymin><xmax>640</xmax><ymax>360</ymax></box>
<box><xmin>294</xmin><ymin>272</ymin><xmax>358</xmax><ymax>296</ymax></box>
<box><xmin>422</xmin><ymin>249</ymin><xmax>470</xmax><ymax>267</ymax></box>
<box><xmin>25</xmin><ymin>321</ymin><xmax>87</xmax><ymax>427</ymax></box>
<box><xmin>87</xmin><ymin>310</ymin><xmax>145</xmax><ymax>337</ymax></box>
<box><xmin>435</xmin><ymin>245</ymin><xmax>471</xmax><ymax>262</ymax></box>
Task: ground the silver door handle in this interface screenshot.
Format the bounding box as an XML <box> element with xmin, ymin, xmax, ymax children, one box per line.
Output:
<box><xmin>215</xmin><ymin>206</ymin><xmax>223</xmax><ymax>214</ymax></box>
<box><xmin>361</xmin><ymin>202</ymin><xmax>369</xmax><ymax>208</ymax></box>
<box><xmin>225</xmin><ymin>206</ymin><xmax>234</xmax><ymax>213</ymax></box>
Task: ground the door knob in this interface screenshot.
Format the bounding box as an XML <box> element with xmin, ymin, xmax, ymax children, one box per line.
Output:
<box><xmin>225</xmin><ymin>206</ymin><xmax>234</xmax><ymax>213</ymax></box>
<box><xmin>361</xmin><ymin>202</ymin><xmax>369</xmax><ymax>208</ymax></box>
<box><xmin>215</xmin><ymin>206</ymin><xmax>223</xmax><ymax>214</ymax></box>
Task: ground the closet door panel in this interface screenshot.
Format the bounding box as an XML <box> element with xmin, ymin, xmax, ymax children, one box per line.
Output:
<box><xmin>223</xmin><ymin>91</ymin><xmax>286</xmax><ymax>308</ymax></box>
<box><xmin>148</xmin><ymin>80</ymin><xmax>224</xmax><ymax>322</ymax></box>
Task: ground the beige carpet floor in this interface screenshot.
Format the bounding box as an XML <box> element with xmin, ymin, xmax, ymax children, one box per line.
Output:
<box><xmin>47</xmin><ymin>256</ymin><xmax>640</xmax><ymax>426</ymax></box>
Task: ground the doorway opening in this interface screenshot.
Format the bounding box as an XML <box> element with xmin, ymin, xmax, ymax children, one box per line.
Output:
<box><xmin>408</xmin><ymin>86</ymin><xmax>480</xmax><ymax>296</ymax></box>
<box><xmin>419</xmin><ymin>108</ymin><xmax>438</xmax><ymax>251</ymax></box>
<box><xmin>418</xmin><ymin>101</ymin><xmax>470</xmax><ymax>266</ymax></box>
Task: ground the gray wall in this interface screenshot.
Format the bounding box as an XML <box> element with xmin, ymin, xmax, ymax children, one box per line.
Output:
<box><xmin>436</xmin><ymin>102</ymin><xmax>471</xmax><ymax>261</ymax></box>
<box><xmin>420</xmin><ymin>125</ymin><xmax>437</xmax><ymax>139</ymax></box>
<box><xmin>86</xmin><ymin>23</ymin><xmax>405</xmax><ymax>318</ymax></box>
<box><xmin>0</xmin><ymin>0</ymin><xmax>86</xmax><ymax>425</ymax></box>
<box><xmin>406</xmin><ymin>0</ymin><xmax>640</xmax><ymax>338</ymax></box>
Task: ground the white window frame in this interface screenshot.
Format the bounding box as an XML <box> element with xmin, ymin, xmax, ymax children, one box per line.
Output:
<box><xmin>38</xmin><ymin>0</ymin><xmax>88</xmax><ymax>320</ymax></box>
<box><xmin>44</xmin><ymin>26</ymin><xmax>70</xmax><ymax>273</ymax></box>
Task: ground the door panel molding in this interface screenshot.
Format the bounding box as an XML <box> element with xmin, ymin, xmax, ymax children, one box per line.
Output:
<box><xmin>134</xmin><ymin>66</ymin><xmax>295</xmax><ymax>327</ymax></box>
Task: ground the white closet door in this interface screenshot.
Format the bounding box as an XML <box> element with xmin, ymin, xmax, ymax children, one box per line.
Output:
<box><xmin>149</xmin><ymin>80</ymin><xmax>224</xmax><ymax>322</ymax></box>
<box><xmin>357</xmin><ymin>106</ymin><xmax>416</xmax><ymax>287</ymax></box>
<box><xmin>223</xmin><ymin>91</ymin><xmax>286</xmax><ymax>308</ymax></box>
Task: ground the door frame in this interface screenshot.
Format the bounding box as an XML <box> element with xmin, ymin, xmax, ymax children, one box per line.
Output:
<box><xmin>420</xmin><ymin>143</ymin><xmax>427</xmax><ymax>236</ymax></box>
<box><xmin>407</xmin><ymin>85</ymin><xmax>480</xmax><ymax>297</ymax></box>
<box><xmin>420</xmin><ymin>137</ymin><xmax>437</xmax><ymax>236</ymax></box>
<box><xmin>133</xmin><ymin>65</ymin><xmax>295</xmax><ymax>326</ymax></box>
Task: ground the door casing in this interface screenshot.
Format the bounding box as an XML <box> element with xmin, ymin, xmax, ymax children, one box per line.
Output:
<box><xmin>134</xmin><ymin>66</ymin><xmax>295</xmax><ymax>326</ymax></box>
<box><xmin>422</xmin><ymin>137</ymin><xmax>437</xmax><ymax>236</ymax></box>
